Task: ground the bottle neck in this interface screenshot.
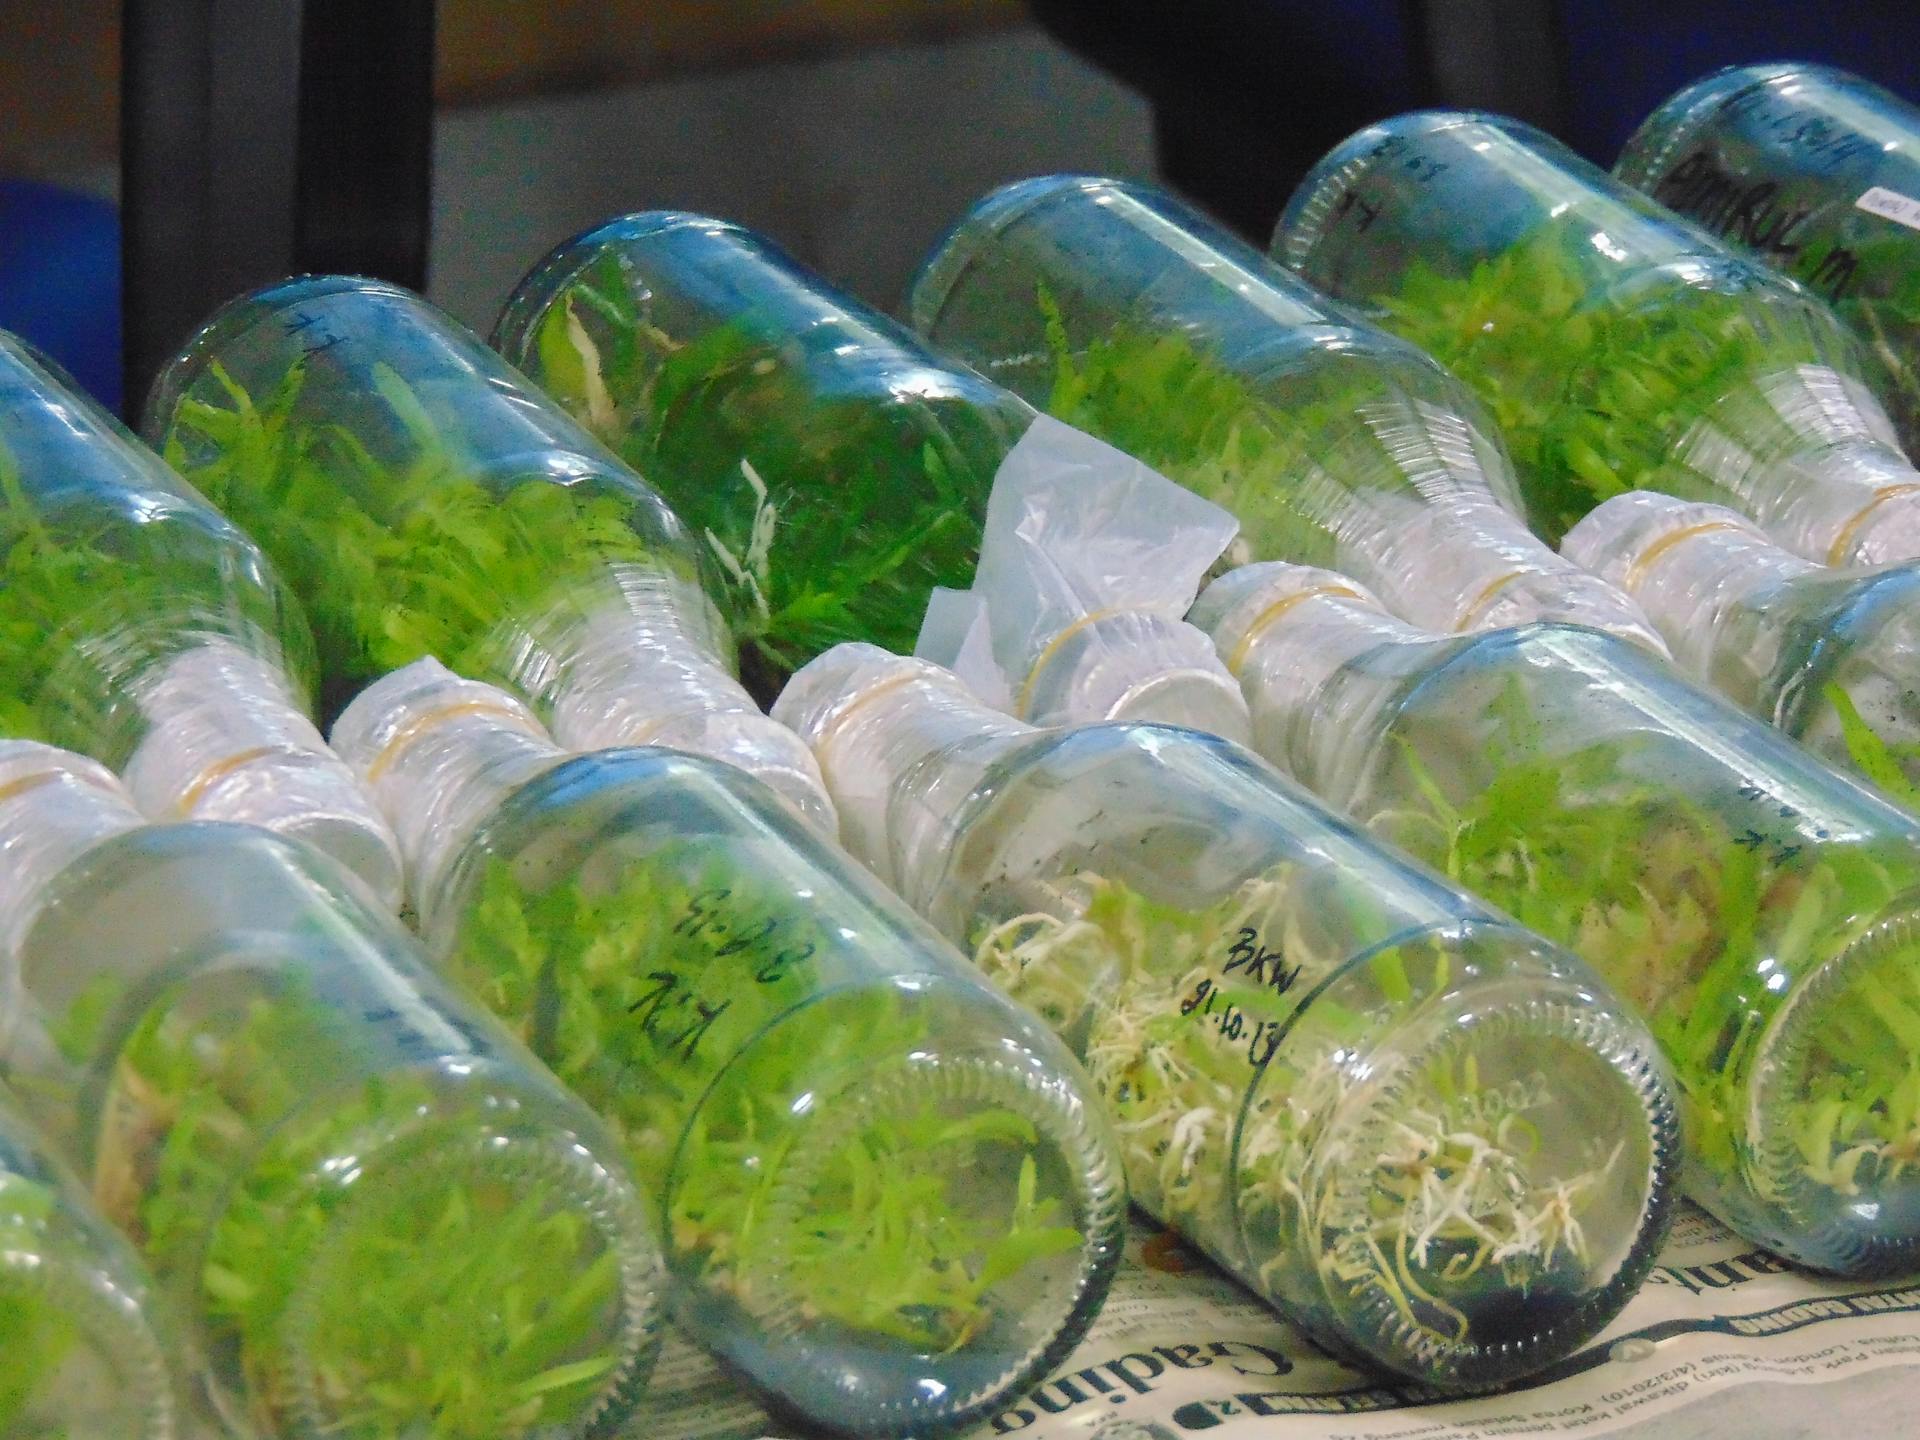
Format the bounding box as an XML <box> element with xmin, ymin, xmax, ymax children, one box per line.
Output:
<box><xmin>1737</xmin><ymin>423</ymin><xmax>1920</xmax><ymax>568</ymax></box>
<box><xmin>523</xmin><ymin>569</ymin><xmax>837</xmax><ymax>834</ymax></box>
<box><xmin>773</xmin><ymin>647</ymin><xmax>1034</xmax><ymax>899</ymax></box>
<box><xmin>331</xmin><ymin>662</ymin><xmax>568</xmax><ymax>926</ymax></box>
<box><xmin>1195</xmin><ymin>564</ymin><xmax>1438</xmax><ymax>791</ymax></box>
<box><xmin>1563</xmin><ymin>495</ymin><xmax>1821</xmax><ymax>693</ymax></box>
<box><xmin>0</xmin><ymin>743</ymin><xmax>145</xmax><ymax>958</ymax></box>
<box><xmin>1347</xmin><ymin>492</ymin><xmax>1669</xmax><ymax>654</ymax></box>
<box><xmin>122</xmin><ymin>638</ymin><xmax>403</xmax><ymax>909</ymax></box>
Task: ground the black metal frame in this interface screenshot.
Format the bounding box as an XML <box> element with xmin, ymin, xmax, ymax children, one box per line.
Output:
<box><xmin>120</xmin><ymin>0</ymin><xmax>435</xmax><ymax>417</ymax></box>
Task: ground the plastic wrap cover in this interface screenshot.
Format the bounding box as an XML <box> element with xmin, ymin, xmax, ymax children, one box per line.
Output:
<box><xmin>0</xmin><ymin>739</ymin><xmax>143</xmax><ymax>959</ymax></box>
<box><xmin>331</xmin><ymin>658</ymin><xmax>568</xmax><ymax>925</ymax></box>
<box><xmin>773</xmin><ymin>642</ymin><xmax>1031</xmax><ymax>897</ymax></box>
<box><xmin>1191</xmin><ymin>561</ymin><xmax>1427</xmax><ymax>774</ymax></box>
<box><xmin>1367</xmin><ymin>495</ymin><xmax>1668</xmax><ymax>652</ymax></box>
<box><xmin>926</xmin><ymin>413</ymin><xmax>1250</xmax><ymax>741</ymax></box>
<box><xmin>538</xmin><ymin>570</ymin><xmax>836</xmax><ymax>837</ymax></box>
<box><xmin>1563</xmin><ymin>491</ymin><xmax>1820</xmax><ymax>679</ymax></box>
<box><xmin>124</xmin><ymin>637</ymin><xmax>403</xmax><ymax>909</ymax></box>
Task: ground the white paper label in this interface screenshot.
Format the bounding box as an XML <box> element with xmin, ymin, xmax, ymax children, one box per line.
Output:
<box><xmin>1855</xmin><ymin>185</ymin><xmax>1920</xmax><ymax>233</ymax></box>
<box><xmin>630</xmin><ymin>1206</ymin><xmax>1920</xmax><ymax>1440</ymax></box>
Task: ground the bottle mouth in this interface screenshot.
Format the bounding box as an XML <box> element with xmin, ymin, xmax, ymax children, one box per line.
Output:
<box><xmin>683</xmin><ymin>1050</ymin><xmax>1124</xmax><ymax>1437</ymax></box>
<box><xmin>1744</xmin><ymin>906</ymin><xmax>1920</xmax><ymax>1276</ymax></box>
<box><xmin>275</xmin><ymin>1128</ymin><xmax>663</xmax><ymax>1440</ymax></box>
<box><xmin>1021</xmin><ymin>614</ymin><xmax>1251</xmax><ymax>742</ymax></box>
<box><xmin>1278</xmin><ymin>983</ymin><xmax>1678</xmax><ymax>1388</ymax></box>
<box><xmin>0</xmin><ymin>1249</ymin><xmax>175</xmax><ymax>1439</ymax></box>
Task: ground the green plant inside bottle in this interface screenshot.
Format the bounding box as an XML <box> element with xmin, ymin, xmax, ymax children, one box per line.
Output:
<box><xmin>1027</xmin><ymin>289</ymin><xmax>1395</xmax><ymax>569</ymax></box>
<box><xmin>969</xmin><ymin>866</ymin><xmax>1622</xmax><ymax>1349</ymax></box>
<box><xmin>526</xmin><ymin>254</ymin><xmax>1014</xmax><ymax>690</ymax></box>
<box><xmin>0</xmin><ymin>1174</ymin><xmax>80</xmax><ymax>1439</ymax></box>
<box><xmin>1371</xmin><ymin>233</ymin><xmax>1832</xmax><ymax>544</ymax></box>
<box><xmin>54</xmin><ymin>973</ymin><xmax>632</xmax><ymax>1440</ymax></box>
<box><xmin>454</xmin><ymin>846</ymin><xmax>1086</xmax><ymax>1356</ymax></box>
<box><xmin>1363</xmin><ymin>706</ymin><xmax>1920</xmax><ymax>1217</ymax></box>
<box><xmin>0</xmin><ymin>445</ymin><xmax>292</xmax><ymax>748</ymax></box>
<box><xmin>157</xmin><ymin>362</ymin><xmax>687</xmax><ymax>716</ymax></box>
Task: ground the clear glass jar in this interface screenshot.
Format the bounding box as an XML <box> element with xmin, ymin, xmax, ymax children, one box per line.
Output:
<box><xmin>775</xmin><ymin>644</ymin><xmax>1679</xmax><ymax>1389</ymax></box>
<box><xmin>1276</xmin><ymin>111</ymin><xmax>1920</xmax><ymax>563</ymax></box>
<box><xmin>0</xmin><ymin>1087</ymin><xmax>188</xmax><ymax>1439</ymax></box>
<box><xmin>140</xmin><ymin>277</ymin><xmax>711</xmax><ymax>727</ymax></box>
<box><xmin>0</xmin><ymin>331</ymin><xmax>399</xmax><ymax>907</ymax></box>
<box><xmin>1197</xmin><ymin>562</ymin><xmax>1920</xmax><ymax>1274</ymax></box>
<box><xmin>330</xmin><ymin>659</ymin><xmax>1124</xmax><ymax>1437</ymax></box>
<box><xmin>1618</xmin><ymin>63</ymin><xmax>1920</xmax><ymax>453</ymax></box>
<box><xmin>908</xmin><ymin>174</ymin><xmax>1665</xmax><ymax>651</ymax></box>
<box><xmin>0</xmin><ymin>741</ymin><xmax>663</xmax><ymax>1440</ymax></box>
<box><xmin>1566</xmin><ymin>489</ymin><xmax>1920</xmax><ymax>809</ymax></box>
<box><xmin>493</xmin><ymin>212</ymin><xmax>1040</xmax><ymax>695</ymax></box>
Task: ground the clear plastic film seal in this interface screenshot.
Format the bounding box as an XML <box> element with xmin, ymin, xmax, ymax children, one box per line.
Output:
<box><xmin>1565</xmin><ymin>489</ymin><xmax>1920</xmax><ymax>806</ymax></box>
<box><xmin>123</xmin><ymin>637</ymin><xmax>403</xmax><ymax>909</ymax></box>
<box><xmin>521</xmin><ymin>569</ymin><xmax>837</xmax><ymax>835</ymax></box>
<box><xmin>331</xmin><ymin>658</ymin><xmax>567</xmax><ymax>926</ymax></box>
<box><xmin>914</xmin><ymin>414</ymin><xmax>1252</xmax><ymax>742</ymax></box>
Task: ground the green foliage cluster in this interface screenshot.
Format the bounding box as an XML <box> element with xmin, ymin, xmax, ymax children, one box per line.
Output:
<box><xmin>159</xmin><ymin>361</ymin><xmax>680</xmax><ymax>714</ymax></box>
<box><xmin>60</xmin><ymin>974</ymin><xmax>626</xmax><ymax>1440</ymax></box>
<box><xmin>450</xmin><ymin>847</ymin><xmax>1083</xmax><ymax>1353</ymax></box>
<box><xmin>1371</xmin><ymin>698</ymin><xmax>1920</xmax><ymax>1208</ymax></box>
<box><xmin>0</xmin><ymin>443</ymin><xmax>276</xmax><ymax>749</ymax></box>
<box><xmin>1826</xmin><ymin>681</ymin><xmax>1920</xmax><ymax>812</ymax></box>
<box><xmin>523</xmin><ymin>254</ymin><xmax>1016</xmax><ymax>690</ymax></box>
<box><xmin>1031</xmin><ymin>288</ymin><xmax>1435</xmax><ymax>571</ymax></box>
<box><xmin>971</xmin><ymin>867</ymin><xmax>1611</xmax><ymax>1348</ymax></box>
<box><xmin>1371</xmin><ymin>232</ymin><xmax>1833</xmax><ymax>544</ymax></box>
<box><xmin>0</xmin><ymin>1171</ymin><xmax>77</xmax><ymax>1438</ymax></box>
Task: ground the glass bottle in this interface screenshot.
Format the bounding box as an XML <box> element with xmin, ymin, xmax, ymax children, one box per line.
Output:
<box><xmin>774</xmin><ymin>643</ymin><xmax>1679</xmax><ymax>1389</ymax></box>
<box><xmin>1618</xmin><ymin>63</ymin><xmax>1920</xmax><ymax>452</ymax></box>
<box><xmin>907</xmin><ymin>174</ymin><xmax>1666</xmax><ymax>651</ymax></box>
<box><xmin>1276</xmin><ymin>111</ymin><xmax>1920</xmax><ymax>564</ymax></box>
<box><xmin>492</xmin><ymin>212</ymin><xmax>1041</xmax><ymax>695</ymax></box>
<box><xmin>329</xmin><ymin>659</ymin><xmax>1124</xmax><ymax>1437</ymax></box>
<box><xmin>0</xmin><ymin>740</ymin><xmax>663</xmax><ymax>1440</ymax></box>
<box><xmin>140</xmin><ymin>278</ymin><xmax>713</xmax><ymax>731</ymax></box>
<box><xmin>1566</xmin><ymin>488</ymin><xmax>1920</xmax><ymax>809</ymax></box>
<box><xmin>1194</xmin><ymin>560</ymin><xmax>1920</xmax><ymax>1273</ymax></box>
<box><xmin>0</xmin><ymin>330</ymin><xmax>400</xmax><ymax>908</ymax></box>
<box><xmin>0</xmin><ymin>1086</ymin><xmax>189</xmax><ymax>1439</ymax></box>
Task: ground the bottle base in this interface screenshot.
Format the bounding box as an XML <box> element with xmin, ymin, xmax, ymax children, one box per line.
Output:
<box><xmin>1742</xmin><ymin>909</ymin><xmax>1920</xmax><ymax>1276</ymax></box>
<box><xmin>0</xmin><ymin>1251</ymin><xmax>175</xmax><ymax>1439</ymax></box>
<box><xmin>272</xmin><ymin>1127</ymin><xmax>662</xmax><ymax>1440</ymax></box>
<box><xmin>675</xmin><ymin>1046</ymin><xmax>1125</xmax><ymax>1437</ymax></box>
<box><xmin>1283</xmin><ymin>983</ymin><xmax>1679</xmax><ymax>1388</ymax></box>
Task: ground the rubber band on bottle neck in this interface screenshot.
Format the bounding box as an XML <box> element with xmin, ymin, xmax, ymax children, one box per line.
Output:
<box><xmin>363</xmin><ymin>700</ymin><xmax>536</xmax><ymax>784</ymax></box>
<box><xmin>808</xmin><ymin>670</ymin><xmax>934</xmax><ymax>794</ymax></box>
<box><xmin>1014</xmin><ymin>607</ymin><xmax>1128</xmax><ymax>720</ymax></box>
<box><xmin>1827</xmin><ymin>484</ymin><xmax>1920</xmax><ymax>566</ymax></box>
<box><xmin>1224</xmin><ymin>585</ymin><xmax>1364</xmax><ymax>676</ymax></box>
<box><xmin>1452</xmin><ymin>570</ymin><xmax>1526</xmax><ymax>632</ymax></box>
<box><xmin>1619</xmin><ymin>520</ymin><xmax>1750</xmax><ymax>593</ymax></box>
<box><xmin>171</xmin><ymin>745</ymin><xmax>282</xmax><ymax>816</ymax></box>
<box><xmin>0</xmin><ymin>770</ymin><xmax>63</xmax><ymax>809</ymax></box>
